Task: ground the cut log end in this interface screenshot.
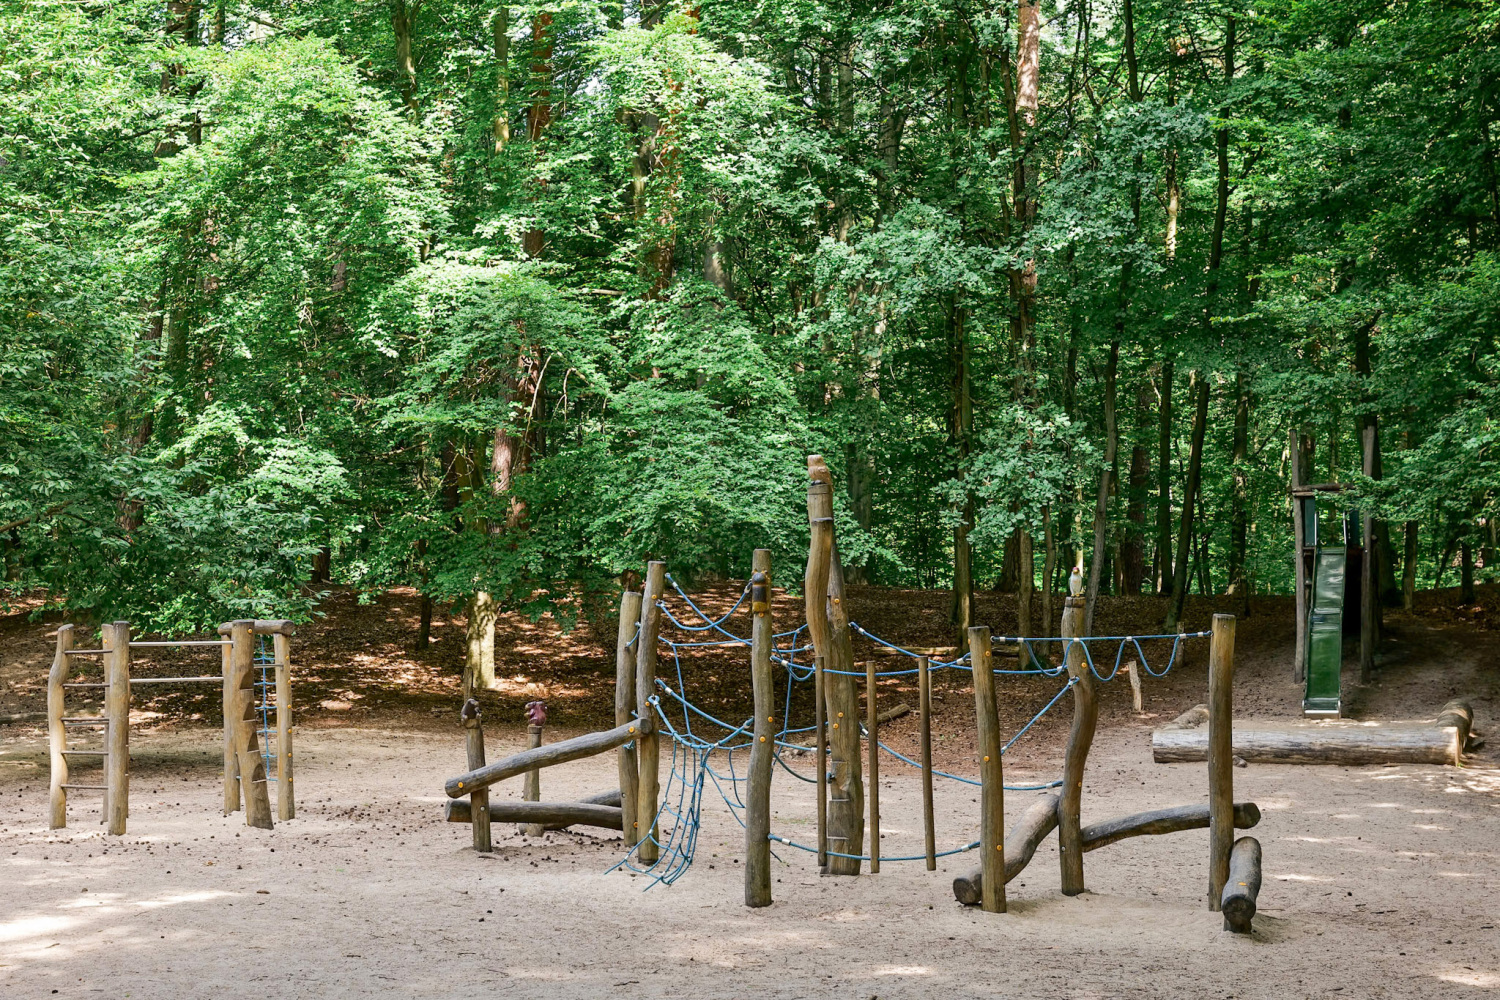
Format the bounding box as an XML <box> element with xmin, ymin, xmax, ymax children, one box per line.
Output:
<box><xmin>1220</xmin><ymin>836</ymin><xmax>1262</xmax><ymax>933</ymax></box>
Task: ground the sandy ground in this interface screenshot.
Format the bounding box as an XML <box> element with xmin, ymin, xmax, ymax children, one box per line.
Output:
<box><xmin>3</xmin><ymin>708</ymin><xmax>1499</xmax><ymax>998</ymax></box>
<box><xmin>3</xmin><ymin>584</ymin><xmax>1499</xmax><ymax>997</ymax></box>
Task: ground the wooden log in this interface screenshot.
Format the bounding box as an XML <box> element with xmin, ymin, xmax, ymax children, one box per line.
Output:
<box><xmin>1058</xmin><ymin>592</ymin><xmax>1096</xmax><ymax>896</ymax></box>
<box><xmin>104</xmin><ymin>621</ymin><xmax>131</xmax><ymax>836</ymax></box>
<box><xmin>444</xmin><ymin>789</ymin><xmax>621</xmax><ymax>827</ymax></box>
<box><xmin>445</xmin><ymin>721</ymin><xmax>641</xmax><ymax>798</ymax></box>
<box><xmin>1125</xmin><ymin>659</ymin><xmax>1144</xmax><ymax>713</ymax></box>
<box><xmin>1208</xmin><ymin>614</ymin><xmax>1236</xmax><ymax>910</ymax></box>
<box><xmin>745</xmin><ymin>554</ymin><xmax>775</xmax><ymax>908</ymax></box>
<box><xmin>217</xmin><ymin>619</ymin><xmax>296</xmax><ymax>636</ymax></box>
<box><xmin>952</xmin><ymin>793</ymin><xmax>1060</xmax><ymax>906</ymax></box>
<box><xmin>969</xmin><ymin>626</ymin><xmax>1005</xmax><ymax>912</ymax></box>
<box><xmin>1290</xmin><ymin>426</ymin><xmax>1308</xmax><ymax>684</ymax></box>
<box><xmin>1153</xmin><ymin>725</ymin><xmax>1458</xmax><ymax>765</ymax></box>
<box><xmin>806</xmin><ymin>463</ymin><xmax>833</xmax><ymax>872</ymax></box>
<box><xmin>461</xmin><ymin>699</ymin><xmax>491</xmax><ymax>852</ymax></box>
<box><xmin>446</xmin><ymin>799</ymin><xmax>623</xmax><ymax>830</ymax></box>
<box><xmin>273</xmin><ymin>632</ymin><xmax>294</xmax><ymax>821</ymax></box>
<box><xmin>221</xmin><ymin>633</ymin><xmax>238</xmax><ymax>815</ymax></box>
<box><xmin>614</xmin><ymin>589</ymin><xmax>643</xmax><ymax>850</ymax></box>
<box><xmin>1080</xmin><ymin>802</ymin><xmax>1261</xmax><ymax>853</ymax></box>
<box><xmin>814</xmin><ymin>653</ymin><xmax>827</xmax><ymax>868</ymax></box>
<box><xmin>230</xmin><ymin>621</ymin><xmax>274</xmax><ymax>830</ymax></box>
<box><xmin>918</xmin><ymin>656</ymin><xmax>936</xmax><ymax>871</ymax></box>
<box><xmin>1164</xmin><ymin>704</ymin><xmax>1209</xmax><ymax>729</ymax></box>
<box><xmin>522</xmin><ymin>714</ymin><xmax>544</xmax><ymax>837</ymax></box>
<box><xmin>635</xmin><ymin>561</ymin><xmax>666</xmax><ymax>864</ymax></box>
<box><xmin>865</xmin><ymin>653</ymin><xmax>880</xmax><ymax>875</ymax></box>
<box><xmin>1435</xmin><ymin>699</ymin><xmax>1474</xmax><ymax>764</ymax></box>
<box><xmin>48</xmin><ymin>625</ymin><xmax>74</xmax><ymax>829</ymax></box>
<box><xmin>1221</xmin><ymin>836</ymin><xmax>1262</xmax><ymax>933</ymax></box>
<box><xmin>808</xmin><ymin>455</ymin><xmax>864</xmax><ymax>876</ymax></box>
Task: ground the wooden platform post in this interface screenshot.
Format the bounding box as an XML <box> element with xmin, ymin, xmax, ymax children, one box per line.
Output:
<box><xmin>745</xmin><ymin>551</ymin><xmax>775</xmax><ymax>908</ymax></box>
<box><xmin>1208</xmin><ymin>612</ymin><xmax>1236</xmax><ymax>910</ymax></box>
<box><xmin>104</xmin><ymin>621</ymin><xmax>131</xmax><ymax>836</ymax></box>
<box><xmin>969</xmin><ymin>626</ymin><xmax>1005</xmax><ymax>912</ymax></box>
<box><xmin>522</xmin><ymin>701</ymin><xmax>546</xmax><ymax>837</ymax></box>
<box><xmin>47</xmin><ymin>625</ymin><xmax>74</xmax><ymax>830</ymax></box>
<box><xmin>806</xmin><ymin>455</ymin><xmax>863</xmax><ymax>875</ymax></box>
<box><xmin>1058</xmin><ymin>588</ymin><xmax>1097</xmax><ymax>895</ymax></box>
<box><xmin>461</xmin><ymin>698</ymin><xmax>491</xmax><ymax>852</ymax></box>
<box><xmin>814</xmin><ymin>653</ymin><xmax>828</xmax><ymax>868</ymax></box>
<box><xmin>222</xmin><ymin>630</ymin><xmax>238</xmax><ymax>815</ymax></box>
<box><xmin>273</xmin><ymin>632</ymin><xmax>294</xmax><ymax>821</ymax></box>
<box><xmin>635</xmin><ymin>561</ymin><xmax>666</xmax><ymax>864</ymax></box>
<box><xmin>866</xmin><ymin>656</ymin><xmax>881</xmax><ymax>875</ymax></box>
<box><xmin>229</xmin><ymin>621</ymin><xmax>274</xmax><ymax>830</ymax></box>
<box><xmin>918</xmin><ymin>655</ymin><xmax>936</xmax><ymax>871</ymax></box>
<box><xmin>1290</xmin><ymin>426</ymin><xmax>1308</xmax><ymax>684</ymax></box>
<box><xmin>615</xmin><ymin>589</ymin><xmax>643</xmax><ymax>851</ymax></box>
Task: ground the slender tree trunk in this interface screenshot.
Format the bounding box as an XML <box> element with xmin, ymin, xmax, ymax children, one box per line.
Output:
<box><xmin>1227</xmin><ymin>371</ymin><xmax>1250</xmax><ymax>601</ymax></box>
<box><xmin>1460</xmin><ymin>539</ymin><xmax>1476</xmax><ymax>604</ymax></box>
<box><xmin>523</xmin><ymin>12</ymin><xmax>552</xmax><ymax>259</ymax></box>
<box><xmin>1122</xmin><ymin>384</ymin><xmax>1150</xmax><ymax>594</ymax></box>
<box><xmin>1041</xmin><ymin>504</ymin><xmax>1056</xmax><ymax>644</ymax></box>
<box><xmin>493</xmin><ymin>6</ymin><xmax>510</xmax><ymax>152</ymax></box>
<box><xmin>1155</xmin><ymin>359</ymin><xmax>1175</xmax><ymax>592</ymax></box>
<box><xmin>1085</xmin><ymin>342</ymin><xmax>1119</xmax><ymax>635</ymax></box>
<box><xmin>949</xmin><ymin>297</ymin><xmax>975</xmax><ymax>641</ymax></box>
<box><xmin>392</xmin><ymin>0</ymin><xmax>420</xmax><ymax>115</ymax></box>
<box><xmin>1165</xmin><ymin>373</ymin><xmax>1209</xmax><ymax>631</ymax></box>
<box><xmin>1402</xmin><ymin>521</ymin><xmax>1418</xmax><ymax>611</ymax></box>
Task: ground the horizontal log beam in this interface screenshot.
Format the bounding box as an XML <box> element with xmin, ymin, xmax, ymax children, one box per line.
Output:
<box><xmin>952</xmin><ymin>793</ymin><xmax>1060</xmax><ymax>906</ymax></box>
<box><xmin>444</xmin><ymin>798</ymin><xmax>623</xmax><ymax>831</ymax></box>
<box><xmin>216</xmin><ymin>619</ymin><xmax>296</xmax><ymax>637</ymax></box>
<box><xmin>445</xmin><ymin>789</ymin><xmax>620</xmax><ymax>828</ymax></box>
<box><xmin>445</xmin><ymin>721</ymin><xmax>643</xmax><ymax>798</ymax></box>
<box><xmin>1221</xmin><ymin>836</ymin><xmax>1262</xmax><ymax>933</ymax></box>
<box><xmin>1081</xmin><ymin>802</ymin><xmax>1261</xmax><ymax>853</ymax></box>
<box><xmin>1153</xmin><ymin>725</ymin><xmax>1456</xmax><ymax>765</ymax></box>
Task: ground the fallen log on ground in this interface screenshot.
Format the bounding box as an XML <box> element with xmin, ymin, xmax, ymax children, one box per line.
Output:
<box><xmin>952</xmin><ymin>793</ymin><xmax>1060</xmax><ymax>906</ymax></box>
<box><xmin>445</xmin><ymin>721</ymin><xmax>642</xmax><ymax>798</ymax></box>
<box><xmin>1220</xmin><ymin>836</ymin><xmax>1262</xmax><ymax>933</ymax></box>
<box><xmin>1080</xmin><ymin>802</ymin><xmax>1261</xmax><ymax>853</ymax></box>
<box><xmin>0</xmin><ymin>711</ymin><xmax>46</xmax><ymax>725</ymax></box>
<box><xmin>444</xmin><ymin>796</ymin><xmax>623</xmax><ymax>831</ymax></box>
<box><xmin>1435</xmin><ymin>699</ymin><xmax>1475</xmax><ymax>759</ymax></box>
<box><xmin>445</xmin><ymin>789</ymin><xmax>621</xmax><ymax>829</ymax></box>
<box><xmin>1153</xmin><ymin>723</ymin><xmax>1462</xmax><ymax>766</ymax></box>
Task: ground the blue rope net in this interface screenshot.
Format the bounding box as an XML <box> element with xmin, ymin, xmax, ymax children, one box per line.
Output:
<box><xmin>253</xmin><ymin>633</ymin><xmax>280</xmax><ymax>782</ymax></box>
<box><xmin>608</xmin><ymin>577</ymin><xmax>1208</xmax><ymax>886</ymax></box>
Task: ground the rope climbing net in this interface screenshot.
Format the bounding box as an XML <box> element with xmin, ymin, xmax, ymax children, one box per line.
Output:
<box><xmin>611</xmin><ymin>574</ymin><xmax>1209</xmax><ymax>887</ymax></box>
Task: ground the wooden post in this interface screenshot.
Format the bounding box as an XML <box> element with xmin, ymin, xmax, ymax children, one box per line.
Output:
<box><xmin>273</xmin><ymin>632</ymin><xmax>294</xmax><ymax>821</ymax></box>
<box><xmin>522</xmin><ymin>701</ymin><xmax>545</xmax><ymax>837</ymax></box>
<box><xmin>745</xmin><ymin>551</ymin><xmax>774</xmax><ymax>907</ymax></box>
<box><xmin>865</xmin><ymin>657</ymin><xmax>880</xmax><ymax>874</ymax></box>
<box><xmin>1290</xmin><ymin>427</ymin><xmax>1307</xmax><ymax>684</ymax></box>
<box><xmin>615</xmin><ymin>589</ymin><xmax>643</xmax><ymax>850</ymax></box>
<box><xmin>1208</xmin><ymin>612</ymin><xmax>1236</xmax><ymax>910</ymax></box>
<box><xmin>814</xmin><ymin>653</ymin><xmax>828</xmax><ymax>868</ymax></box>
<box><xmin>635</xmin><ymin>561</ymin><xmax>666</xmax><ymax>864</ymax></box>
<box><xmin>47</xmin><ymin>625</ymin><xmax>74</xmax><ymax>830</ymax></box>
<box><xmin>969</xmin><ymin>626</ymin><xmax>1005</xmax><ymax>912</ymax></box>
<box><xmin>1058</xmin><ymin>589</ymin><xmax>1097</xmax><ymax>896</ymax></box>
<box><xmin>1125</xmin><ymin>659</ymin><xmax>1144</xmax><ymax>713</ymax></box>
<box><xmin>918</xmin><ymin>655</ymin><xmax>936</xmax><ymax>871</ymax></box>
<box><xmin>104</xmin><ymin>621</ymin><xmax>131</xmax><ymax>836</ymax></box>
<box><xmin>230</xmin><ymin>621</ymin><xmax>274</xmax><ymax>830</ymax></box>
<box><xmin>806</xmin><ymin>455</ymin><xmax>863</xmax><ymax>876</ymax></box>
<box><xmin>222</xmin><ymin>631</ymin><xmax>238</xmax><ymax>815</ymax></box>
<box><xmin>461</xmin><ymin>699</ymin><xmax>491</xmax><ymax>852</ymax></box>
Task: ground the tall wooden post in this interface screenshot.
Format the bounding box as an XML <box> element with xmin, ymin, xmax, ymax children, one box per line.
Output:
<box><xmin>1208</xmin><ymin>613</ymin><xmax>1237</xmax><ymax>909</ymax></box>
<box><xmin>918</xmin><ymin>655</ymin><xmax>936</xmax><ymax>870</ymax></box>
<box><xmin>47</xmin><ymin>625</ymin><xmax>74</xmax><ymax>830</ymax></box>
<box><xmin>615</xmin><ymin>589</ymin><xmax>643</xmax><ymax>850</ymax></box>
<box><xmin>522</xmin><ymin>701</ymin><xmax>545</xmax><ymax>836</ymax></box>
<box><xmin>635</xmin><ymin>561</ymin><xmax>666</xmax><ymax>864</ymax></box>
<box><xmin>806</xmin><ymin>455</ymin><xmax>863</xmax><ymax>875</ymax></box>
<box><xmin>1058</xmin><ymin>587</ymin><xmax>1097</xmax><ymax>895</ymax></box>
<box><xmin>865</xmin><ymin>657</ymin><xmax>881</xmax><ymax>874</ymax></box>
<box><xmin>273</xmin><ymin>632</ymin><xmax>294</xmax><ymax>821</ymax></box>
<box><xmin>230</xmin><ymin>621</ymin><xmax>274</xmax><ymax>830</ymax></box>
<box><xmin>1290</xmin><ymin>427</ymin><xmax>1308</xmax><ymax>684</ymax></box>
<box><xmin>104</xmin><ymin>621</ymin><xmax>131</xmax><ymax>836</ymax></box>
<box><xmin>969</xmin><ymin>626</ymin><xmax>1005</xmax><ymax>912</ymax></box>
<box><xmin>461</xmin><ymin>698</ymin><xmax>492</xmax><ymax>852</ymax></box>
<box><xmin>745</xmin><ymin>550</ymin><xmax>774</xmax><ymax>907</ymax></box>
<box><xmin>814</xmin><ymin>653</ymin><xmax>828</xmax><ymax>868</ymax></box>
<box><xmin>222</xmin><ymin>630</ymin><xmax>239</xmax><ymax>815</ymax></box>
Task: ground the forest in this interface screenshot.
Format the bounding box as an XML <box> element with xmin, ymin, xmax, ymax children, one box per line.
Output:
<box><xmin>4</xmin><ymin>0</ymin><xmax>1499</xmax><ymax>692</ymax></box>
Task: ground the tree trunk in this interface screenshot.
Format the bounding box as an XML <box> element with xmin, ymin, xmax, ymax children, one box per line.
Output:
<box><xmin>949</xmin><ymin>297</ymin><xmax>975</xmax><ymax>641</ymax></box>
<box><xmin>464</xmin><ymin>592</ymin><xmax>498</xmax><ymax>696</ymax></box>
<box><xmin>1460</xmin><ymin>540</ymin><xmax>1476</xmax><ymax>604</ymax></box>
<box><xmin>1165</xmin><ymin>374</ymin><xmax>1209</xmax><ymax>631</ymax></box>
<box><xmin>1155</xmin><ymin>359</ymin><xmax>1175</xmax><ymax>593</ymax></box>
<box><xmin>492</xmin><ymin>6</ymin><xmax>510</xmax><ymax>152</ymax></box>
<box><xmin>1402</xmin><ymin>521</ymin><xmax>1418</xmax><ymax>611</ymax></box>
<box><xmin>392</xmin><ymin>0</ymin><xmax>419</xmax><ymax>115</ymax></box>
<box><xmin>1227</xmin><ymin>371</ymin><xmax>1250</xmax><ymax>603</ymax></box>
<box><xmin>1041</xmin><ymin>505</ymin><xmax>1056</xmax><ymax>646</ymax></box>
<box><xmin>1085</xmin><ymin>342</ymin><xmax>1119</xmax><ymax>635</ymax></box>
<box><xmin>1122</xmin><ymin>386</ymin><xmax>1150</xmax><ymax>594</ymax></box>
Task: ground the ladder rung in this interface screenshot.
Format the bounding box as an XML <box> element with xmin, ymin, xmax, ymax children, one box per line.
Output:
<box><xmin>129</xmin><ymin>676</ymin><xmax>221</xmax><ymax>685</ymax></box>
<box><xmin>62</xmin><ymin>750</ymin><xmax>107</xmax><ymax>756</ymax></box>
<box><xmin>64</xmin><ymin>649</ymin><xmax>107</xmax><ymax>655</ymax></box>
<box><xmin>59</xmin><ymin>784</ymin><xmax>107</xmax><ymax>790</ymax></box>
<box><xmin>62</xmin><ymin>718</ymin><xmax>108</xmax><ymax>725</ymax></box>
<box><xmin>63</xmin><ymin>682</ymin><xmax>108</xmax><ymax>688</ymax></box>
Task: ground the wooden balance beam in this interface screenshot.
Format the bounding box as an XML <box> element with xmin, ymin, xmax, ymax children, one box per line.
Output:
<box><xmin>445</xmin><ymin>721</ymin><xmax>642</xmax><ymax>798</ymax></box>
<box><xmin>1152</xmin><ymin>699</ymin><xmax>1475</xmax><ymax>766</ymax></box>
<box><xmin>953</xmin><ymin>800</ymin><xmax>1261</xmax><ymax>905</ymax></box>
<box><xmin>444</xmin><ymin>789</ymin><xmax>622</xmax><ymax>831</ymax></box>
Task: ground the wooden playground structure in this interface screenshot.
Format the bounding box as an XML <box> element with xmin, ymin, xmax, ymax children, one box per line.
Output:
<box><xmin>47</xmin><ymin>619</ymin><xmax>296</xmax><ymax>835</ymax></box>
<box><xmin>442</xmin><ymin>456</ymin><xmax>1268</xmax><ymax>932</ymax></box>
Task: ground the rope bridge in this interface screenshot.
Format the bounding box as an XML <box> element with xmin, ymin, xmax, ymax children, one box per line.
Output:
<box><xmin>611</xmin><ymin>572</ymin><xmax>1207</xmax><ymax>887</ymax></box>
